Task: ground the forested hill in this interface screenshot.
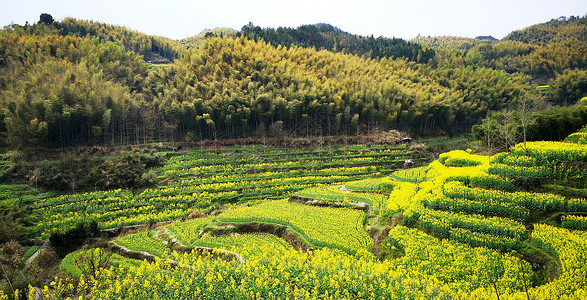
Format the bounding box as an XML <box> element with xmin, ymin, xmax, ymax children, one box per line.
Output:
<box><xmin>0</xmin><ymin>14</ymin><xmax>585</xmax><ymax>150</ymax></box>
<box><xmin>54</xmin><ymin>18</ymin><xmax>182</xmax><ymax>63</ymax></box>
<box><xmin>49</xmin><ymin>20</ymin><xmax>436</xmax><ymax>63</ymax></box>
<box><xmin>0</xmin><ymin>23</ymin><xmax>149</xmax><ymax>148</ymax></box>
<box><xmin>239</xmin><ymin>23</ymin><xmax>435</xmax><ymax>63</ymax></box>
<box><xmin>413</xmin><ymin>15</ymin><xmax>587</xmax><ymax>90</ymax></box>
<box><xmin>505</xmin><ymin>15</ymin><xmax>587</xmax><ymax>45</ymax></box>
<box><xmin>143</xmin><ymin>37</ymin><xmax>530</xmax><ymax>140</ymax></box>
<box><xmin>0</xmin><ymin>23</ymin><xmax>531</xmax><ymax>148</ymax></box>
<box><xmin>411</xmin><ymin>36</ymin><xmax>492</xmax><ymax>51</ymax></box>
<box><xmin>180</xmin><ymin>28</ymin><xmax>239</xmax><ymax>50</ymax></box>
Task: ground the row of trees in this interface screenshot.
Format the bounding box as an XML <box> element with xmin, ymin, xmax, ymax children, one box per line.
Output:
<box><xmin>472</xmin><ymin>102</ymin><xmax>587</xmax><ymax>151</ymax></box>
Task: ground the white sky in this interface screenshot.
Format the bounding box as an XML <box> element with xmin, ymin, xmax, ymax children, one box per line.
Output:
<box><xmin>1</xmin><ymin>0</ymin><xmax>586</xmax><ymax>40</ymax></box>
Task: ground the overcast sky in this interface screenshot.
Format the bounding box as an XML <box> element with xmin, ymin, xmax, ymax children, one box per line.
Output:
<box><xmin>1</xmin><ymin>0</ymin><xmax>586</xmax><ymax>40</ymax></box>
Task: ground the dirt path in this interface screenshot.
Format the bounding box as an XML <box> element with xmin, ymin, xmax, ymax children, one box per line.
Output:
<box><xmin>25</xmin><ymin>240</ymin><xmax>49</xmax><ymax>268</ymax></box>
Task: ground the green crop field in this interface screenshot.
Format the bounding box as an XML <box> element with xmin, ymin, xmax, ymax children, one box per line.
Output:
<box><xmin>4</xmin><ymin>130</ymin><xmax>587</xmax><ymax>299</ymax></box>
<box><xmin>27</xmin><ymin>144</ymin><xmax>415</xmax><ymax>238</ymax></box>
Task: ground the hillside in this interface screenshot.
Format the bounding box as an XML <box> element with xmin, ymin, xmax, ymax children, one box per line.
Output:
<box><xmin>0</xmin><ymin>20</ymin><xmax>535</xmax><ymax>149</ymax></box>
<box><xmin>412</xmin><ymin>35</ymin><xmax>494</xmax><ymax>50</ymax></box>
<box><xmin>0</xmin><ymin>15</ymin><xmax>585</xmax><ymax>150</ymax></box>
<box><xmin>0</xmin><ymin>25</ymin><xmax>148</xmax><ymax>148</ymax></box>
<box><xmin>180</xmin><ymin>27</ymin><xmax>239</xmax><ymax>50</ymax></box>
<box><xmin>505</xmin><ymin>15</ymin><xmax>587</xmax><ymax>45</ymax></box>
<box><xmin>414</xmin><ymin>15</ymin><xmax>587</xmax><ymax>104</ymax></box>
<box><xmin>240</xmin><ymin>23</ymin><xmax>435</xmax><ymax>63</ymax></box>
<box><xmin>143</xmin><ymin>36</ymin><xmax>531</xmax><ymax>140</ymax></box>
<box><xmin>54</xmin><ymin>18</ymin><xmax>182</xmax><ymax>63</ymax></box>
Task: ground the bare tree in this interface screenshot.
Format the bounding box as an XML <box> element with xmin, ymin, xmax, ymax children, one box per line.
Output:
<box><xmin>73</xmin><ymin>248</ymin><xmax>112</xmax><ymax>281</ymax></box>
<box><xmin>477</xmin><ymin>96</ymin><xmax>546</xmax><ymax>153</ymax></box>
<box><xmin>516</xmin><ymin>96</ymin><xmax>546</xmax><ymax>149</ymax></box>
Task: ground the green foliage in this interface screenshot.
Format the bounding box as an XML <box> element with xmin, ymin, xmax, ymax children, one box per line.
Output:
<box><xmin>195</xmin><ymin>233</ymin><xmax>293</xmax><ymax>259</ymax></box>
<box><xmin>412</xmin><ymin>35</ymin><xmax>490</xmax><ymax>50</ymax></box>
<box><xmin>560</xmin><ymin>214</ymin><xmax>587</xmax><ymax>230</ymax></box>
<box><xmin>61</xmin><ymin>248</ymin><xmax>136</xmax><ymax>280</ymax></box>
<box><xmin>180</xmin><ymin>28</ymin><xmax>238</xmax><ymax>50</ymax></box>
<box><xmin>71</xmin><ymin>248</ymin><xmax>113</xmax><ymax>280</ymax></box>
<box><xmin>423</xmin><ymin>189</ymin><xmax>531</xmax><ymax>222</ymax></box>
<box><xmin>1</xmin><ymin>152</ymin><xmax>163</xmax><ymax>193</ymax></box>
<box><xmin>469</xmin><ymin>172</ymin><xmax>515</xmax><ymax>191</ymax></box>
<box><xmin>449</xmin><ymin>227</ymin><xmax>521</xmax><ymax>252</ymax></box>
<box><xmin>23</xmin><ymin>245</ymin><xmax>38</xmax><ymax>260</ymax></box>
<box><xmin>0</xmin><ymin>241</ymin><xmax>43</xmax><ymax>299</ymax></box>
<box><xmin>529</xmin><ymin>224</ymin><xmax>587</xmax><ymax>298</ymax></box>
<box><xmin>39</xmin><ymin>13</ymin><xmax>55</xmax><ymax>25</ymax></box>
<box><xmin>217</xmin><ymin>200</ymin><xmax>372</xmax><ymax>254</ymax></box>
<box><xmin>344</xmin><ymin>177</ymin><xmax>395</xmax><ymax>193</ymax></box>
<box><xmin>424</xmin><ymin>16</ymin><xmax>587</xmax><ymax>84</ymax></box>
<box><xmin>528</xmin><ymin>105</ymin><xmax>587</xmax><ymax>141</ymax></box>
<box><xmin>565</xmin><ymin>132</ymin><xmax>587</xmax><ymax>144</ymax></box>
<box><xmin>390</xmin><ymin>166</ymin><xmax>430</xmax><ymax>183</ymax></box>
<box><xmin>240</xmin><ymin>23</ymin><xmax>435</xmax><ymax>62</ymax></box>
<box><xmin>30</xmin><ymin>144</ymin><xmax>412</xmax><ymax>239</ymax></box>
<box><xmin>147</xmin><ymin>36</ymin><xmax>531</xmax><ymax>139</ymax></box>
<box><xmin>49</xmin><ymin>219</ymin><xmax>101</xmax><ymax>257</ymax></box>
<box><xmin>0</xmin><ymin>205</ymin><xmax>25</xmax><ymax>244</ymax></box>
<box><xmin>549</xmin><ymin>69</ymin><xmax>587</xmax><ymax>105</ymax></box>
<box><xmin>295</xmin><ymin>185</ymin><xmax>387</xmax><ymax>207</ymax></box>
<box><xmin>567</xmin><ymin>198</ymin><xmax>587</xmax><ymax>212</ymax></box>
<box><xmin>116</xmin><ymin>230</ymin><xmax>171</xmax><ymax>259</ymax></box>
<box><xmin>504</xmin><ymin>15</ymin><xmax>587</xmax><ymax>45</ymax></box>
<box><xmin>16</xmin><ymin>138</ymin><xmax>587</xmax><ymax>299</ymax></box>
<box><xmin>0</xmin><ymin>17</ymin><xmax>544</xmax><ymax>148</ymax></box>
<box><xmin>419</xmin><ymin>208</ymin><xmax>527</xmax><ymax>240</ymax></box>
<box><xmin>0</xmin><ymin>27</ymin><xmax>149</xmax><ymax>148</ymax></box>
<box><xmin>55</xmin><ymin>18</ymin><xmax>181</xmax><ymax>62</ymax></box>
<box><xmin>443</xmin><ymin>180</ymin><xmax>565</xmax><ymax>213</ymax></box>
<box><xmin>438</xmin><ymin>150</ymin><xmax>486</xmax><ymax>167</ymax></box>
<box><xmin>473</xmin><ymin>104</ymin><xmax>587</xmax><ymax>149</ymax></box>
<box><xmin>1</xmin><ymin>14</ymin><xmax>587</xmax><ymax>298</ymax></box>
<box><xmin>89</xmin><ymin>153</ymin><xmax>153</xmax><ymax>190</ymax></box>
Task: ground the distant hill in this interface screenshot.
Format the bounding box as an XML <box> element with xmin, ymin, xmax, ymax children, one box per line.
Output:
<box><xmin>239</xmin><ymin>23</ymin><xmax>435</xmax><ymax>63</ymax></box>
<box><xmin>54</xmin><ymin>18</ymin><xmax>182</xmax><ymax>63</ymax></box>
<box><xmin>475</xmin><ymin>36</ymin><xmax>498</xmax><ymax>41</ymax></box>
<box><xmin>505</xmin><ymin>15</ymin><xmax>587</xmax><ymax>45</ymax></box>
<box><xmin>180</xmin><ymin>28</ymin><xmax>238</xmax><ymax>50</ymax></box>
<box><xmin>411</xmin><ymin>36</ymin><xmax>491</xmax><ymax>50</ymax></box>
<box><xmin>412</xmin><ymin>15</ymin><xmax>587</xmax><ymax>90</ymax></box>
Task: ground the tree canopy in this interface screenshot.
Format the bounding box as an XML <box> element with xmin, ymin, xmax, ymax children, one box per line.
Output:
<box><xmin>240</xmin><ymin>23</ymin><xmax>435</xmax><ymax>63</ymax></box>
<box><xmin>0</xmin><ymin>15</ymin><xmax>584</xmax><ymax>150</ymax></box>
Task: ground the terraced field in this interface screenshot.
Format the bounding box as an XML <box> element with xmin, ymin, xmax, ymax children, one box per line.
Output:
<box><xmin>29</xmin><ymin>144</ymin><xmax>417</xmax><ymax>238</ymax></box>
<box><xmin>10</xmin><ymin>128</ymin><xmax>587</xmax><ymax>299</ymax></box>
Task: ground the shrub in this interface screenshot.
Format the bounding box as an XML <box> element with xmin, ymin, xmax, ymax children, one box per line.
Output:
<box><xmin>439</xmin><ymin>150</ymin><xmax>485</xmax><ymax>167</ymax></box>
<box><xmin>49</xmin><ymin>220</ymin><xmax>101</xmax><ymax>257</ymax></box>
